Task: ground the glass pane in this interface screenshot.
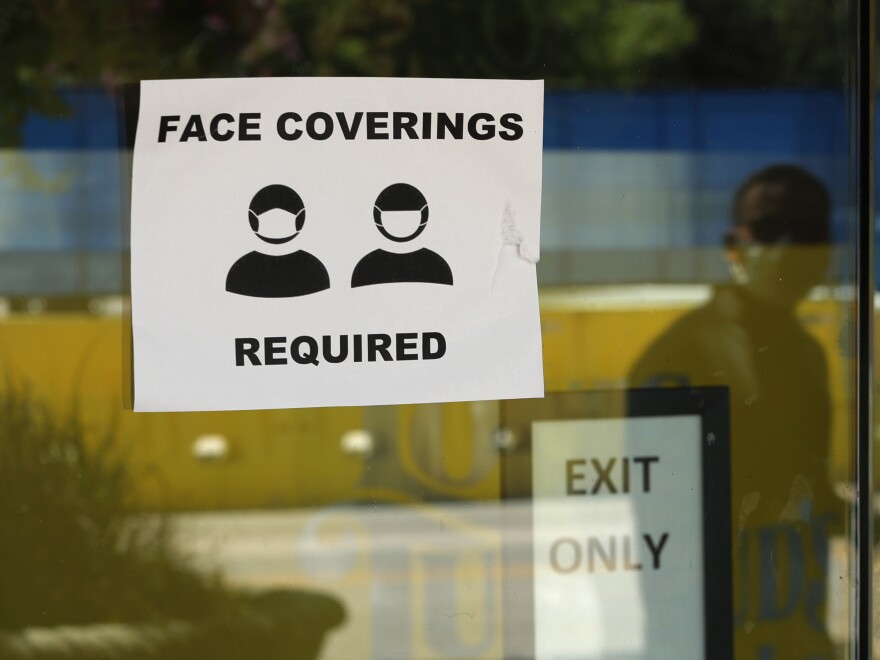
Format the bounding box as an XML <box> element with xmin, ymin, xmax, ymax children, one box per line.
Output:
<box><xmin>0</xmin><ymin>2</ymin><xmax>864</xmax><ymax>658</ymax></box>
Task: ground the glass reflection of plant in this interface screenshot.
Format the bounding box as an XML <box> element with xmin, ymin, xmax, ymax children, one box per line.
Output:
<box><xmin>1</xmin><ymin>0</ymin><xmax>845</xmax><ymax>145</ymax></box>
<box><xmin>1</xmin><ymin>0</ymin><xmax>699</xmax><ymax>145</ymax></box>
<box><xmin>0</xmin><ymin>387</ymin><xmax>229</xmax><ymax>628</ymax></box>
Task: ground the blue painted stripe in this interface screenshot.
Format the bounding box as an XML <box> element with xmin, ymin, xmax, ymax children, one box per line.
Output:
<box><xmin>18</xmin><ymin>87</ymin><xmax>854</xmax><ymax>155</ymax></box>
<box><xmin>542</xmin><ymin>89</ymin><xmax>849</xmax><ymax>153</ymax></box>
<box><xmin>20</xmin><ymin>89</ymin><xmax>120</xmax><ymax>149</ymax></box>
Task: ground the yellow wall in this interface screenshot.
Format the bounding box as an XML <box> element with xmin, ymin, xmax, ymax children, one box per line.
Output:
<box><xmin>0</xmin><ymin>290</ymin><xmax>856</xmax><ymax>510</ymax></box>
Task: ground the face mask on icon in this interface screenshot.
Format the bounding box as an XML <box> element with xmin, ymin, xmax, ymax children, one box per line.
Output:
<box><xmin>253</xmin><ymin>208</ymin><xmax>304</xmax><ymax>243</ymax></box>
<box><xmin>376</xmin><ymin>208</ymin><xmax>426</xmax><ymax>241</ymax></box>
<box><xmin>730</xmin><ymin>243</ymin><xmax>829</xmax><ymax>308</ymax></box>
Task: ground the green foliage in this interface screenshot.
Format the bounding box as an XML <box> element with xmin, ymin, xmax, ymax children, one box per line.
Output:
<box><xmin>362</xmin><ymin>0</ymin><xmax>697</xmax><ymax>85</ymax></box>
<box><xmin>606</xmin><ymin>2</ymin><xmax>698</xmax><ymax>84</ymax></box>
<box><xmin>0</xmin><ymin>2</ymin><xmax>68</xmax><ymax>147</ymax></box>
<box><xmin>676</xmin><ymin>0</ymin><xmax>848</xmax><ymax>85</ymax></box>
<box><xmin>1</xmin><ymin>0</ymin><xmax>697</xmax><ymax>143</ymax></box>
<box><xmin>0</xmin><ymin>387</ymin><xmax>230</xmax><ymax>629</ymax></box>
<box><xmin>0</xmin><ymin>0</ymin><xmax>851</xmax><ymax>145</ymax></box>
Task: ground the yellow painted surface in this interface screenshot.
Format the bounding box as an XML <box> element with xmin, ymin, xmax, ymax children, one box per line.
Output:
<box><xmin>0</xmin><ymin>288</ymin><xmax>858</xmax><ymax>510</ymax></box>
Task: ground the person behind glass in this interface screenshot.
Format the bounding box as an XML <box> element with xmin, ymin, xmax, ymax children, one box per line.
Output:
<box><xmin>226</xmin><ymin>184</ymin><xmax>330</xmax><ymax>298</ymax></box>
<box><xmin>629</xmin><ymin>165</ymin><xmax>842</xmax><ymax>659</ymax></box>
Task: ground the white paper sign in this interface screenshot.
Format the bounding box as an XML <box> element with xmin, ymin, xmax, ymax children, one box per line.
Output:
<box><xmin>130</xmin><ymin>77</ymin><xmax>544</xmax><ymax>411</ymax></box>
<box><xmin>531</xmin><ymin>416</ymin><xmax>704</xmax><ymax>659</ymax></box>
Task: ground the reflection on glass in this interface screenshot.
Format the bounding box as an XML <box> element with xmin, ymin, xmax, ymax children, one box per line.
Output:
<box><xmin>0</xmin><ymin>1</ymin><xmax>863</xmax><ymax>658</ymax></box>
<box><xmin>630</xmin><ymin>166</ymin><xmax>844</xmax><ymax>657</ymax></box>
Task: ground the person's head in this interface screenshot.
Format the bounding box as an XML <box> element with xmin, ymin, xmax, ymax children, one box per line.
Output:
<box><xmin>373</xmin><ymin>183</ymin><xmax>429</xmax><ymax>243</ymax></box>
<box><xmin>725</xmin><ymin>165</ymin><xmax>832</xmax><ymax>307</ymax></box>
<box><xmin>248</xmin><ymin>184</ymin><xmax>306</xmax><ymax>244</ymax></box>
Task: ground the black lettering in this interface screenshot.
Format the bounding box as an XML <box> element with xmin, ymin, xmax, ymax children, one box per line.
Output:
<box><xmin>393</xmin><ymin>112</ymin><xmax>419</xmax><ymax>139</ymax></box>
<box><xmin>239</xmin><ymin>113</ymin><xmax>261</xmax><ymax>141</ymax></box>
<box><xmin>209</xmin><ymin>113</ymin><xmax>235</xmax><ymax>141</ymax></box>
<box><xmin>622</xmin><ymin>457</ymin><xmax>630</xmax><ymax>493</ymax></box>
<box><xmin>499</xmin><ymin>113</ymin><xmax>524</xmax><ymax>140</ymax></box>
<box><xmin>291</xmin><ymin>336</ymin><xmax>320</xmax><ymax>365</ymax></box>
<box><xmin>437</xmin><ymin>112</ymin><xmax>463</xmax><ymax>139</ymax></box>
<box><xmin>550</xmin><ymin>538</ymin><xmax>581</xmax><ymax>574</ymax></box>
<box><xmin>353</xmin><ymin>334</ymin><xmax>363</xmax><ymax>362</ymax></box>
<box><xmin>277</xmin><ymin>112</ymin><xmax>303</xmax><ymax>140</ymax></box>
<box><xmin>366</xmin><ymin>112</ymin><xmax>389</xmax><ymax>139</ymax></box>
<box><xmin>422</xmin><ymin>332</ymin><xmax>446</xmax><ymax>359</ymax></box>
<box><xmin>396</xmin><ymin>332</ymin><xmax>419</xmax><ymax>360</ymax></box>
<box><xmin>323</xmin><ymin>335</ymin><xmax>348</xmax><ymax>363</ymax></box>
<box><xmin>633</xmin><ymin>456</ymin><xmax>659</xmax><ymax>493</ymax></box>
<box><xmin>336</xmin><ymin>112</ymin><xmax>363</xmax><ymax>139</ymax></box>
<box><xmin>158</xmin><ymin>115</ymin><xmax>180</xmax><ymax>142</ymax></box>
<box><xmin>422</xmin><ymin>111</ymin><xmax>432</xmax><ymax>139</ymax></box>
<box><xmin>643</xmin><ymin>533</ymin><xmax>669</xmax><ymax>570</ymax></box>
<box><xmin>264</xmin><ymin>336</ymin><xmax>287</xmax><ymax>365</ymax></box>
<box><xmin>180</xmin><ymin>115</ymin><xmax>207</xmax><ymax>142</ymax></box>
<box><xmin>306</xmin><ymin>112</ymin><xmax>333</xmax><ymax>140</ymax></box>
<box><xmin>591</xmin><ymin>458</ymin><xmax>617</xmax><ymax>494</ymax></box>
<box><xmin>368</xmin><ymin>333</ymin><xmax>393</xmax><ymax>361</ymax></box>
<box><xmin>468</xmin><ymin>113</ymin><xmax>495</xmax><ymax>140</ymax></box>
<box><xmin>235</xmin><ymin>338</ymin><xmax>261</xmax><ymax>366</ymax></box>
<box><xmin>566</xmin><ymin>459</ymin><xmax>587</xmax><ymax>495</ymax></box>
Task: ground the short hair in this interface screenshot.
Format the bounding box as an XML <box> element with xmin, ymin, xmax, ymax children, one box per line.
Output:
<box><xmin>249</xmin><ymin>184</ymin><xmax>305</xmax><ymax>216</ymax></box>
<box><xmin>732</xmin><ymin>165</ymin><xmax>831</xmax><ymax>244</ymax></box>
<box><xmin>374</xmin><ymin>183</ymin><xmax>428</xmax><ymax>212</ymax></box>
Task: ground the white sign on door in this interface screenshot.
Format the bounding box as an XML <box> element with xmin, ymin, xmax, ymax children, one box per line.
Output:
<box><xmin>531</xmin><ymin>416</ymin><xmax>705</xmax><ymax>659</ymax></box>
<box><xmin>129</xmin><ymin>77</ymin><xmax>544</xmax><ymax>411</ymax></box>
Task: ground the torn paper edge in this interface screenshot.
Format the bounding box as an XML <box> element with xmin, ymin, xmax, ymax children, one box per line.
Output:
<box><xmin>501</xmin><ymin>201</ymin><xmax>540</xmax><ymax>264</ymax></box>
<box><xmin>491</xmin><ymin>201</ymin><xmax>539</xmax><ymax>293</ymax></box>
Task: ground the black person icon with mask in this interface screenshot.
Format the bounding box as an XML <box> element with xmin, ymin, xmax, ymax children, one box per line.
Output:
<box><xmin>226</xmin><ymin>184</ymin><xmax>330</xmax><ymax>297</ymax></box>
<box><xmin>351</xmin><ymin>183</ymin><xmax>453</xmax><ymax>287</ymax></box>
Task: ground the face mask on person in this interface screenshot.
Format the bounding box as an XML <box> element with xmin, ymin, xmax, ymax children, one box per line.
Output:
<box><xmin>252</xmin><ymin>208</ymin><xmax>305</xmax><ymax>244</ymax></box>
<box><xmin>730</xmin><ymin>243</ymin><xmax>829</xmax><ymax>308</ymax></box>
<box><xmin>375</xmin><ymin>207</ymin><xmax>427</xmax><ymax>242</ymax></box>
